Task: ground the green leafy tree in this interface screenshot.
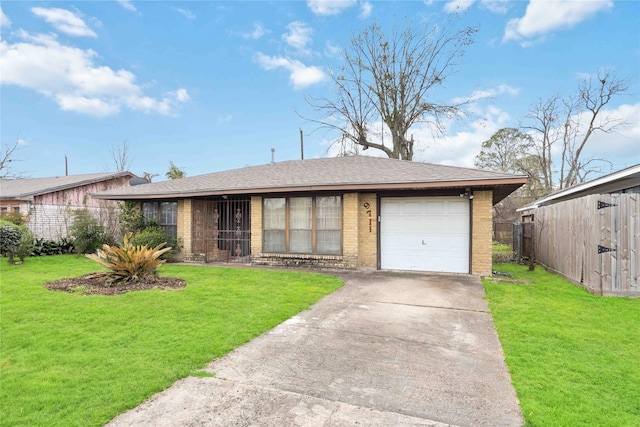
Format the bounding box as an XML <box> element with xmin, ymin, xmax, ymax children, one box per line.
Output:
<box><xmin>165</xmin><ymin>161</ymin><xmax>186</xmax><ymax>179</ymax></box>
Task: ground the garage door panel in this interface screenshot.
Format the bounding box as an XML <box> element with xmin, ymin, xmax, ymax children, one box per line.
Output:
<box><xmin>381</xmin><ymin>197</ymin><xmax>470</xmax><ymax>273</ymax></box>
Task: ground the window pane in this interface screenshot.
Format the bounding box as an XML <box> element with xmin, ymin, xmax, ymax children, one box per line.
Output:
<box><xmin>316</xmin><ymin>196</ymin><xmax>341</xmax><ymax>230</ymax></box>
<box><xmin>160</xmin><ymin>202</ymin><xmax>177</xmax><ymax>225</ymax></box>
<box><xmin>263</xmin><ymin>198</ymin><xmax>285</xmax><ymax>229</ymax></box>
<box><xmin>290</xmin><ymin>230</ymin><xmax>312</xmax><ymax>253</ymax></box>
<box><xmin>264</xmin><ymin>230</ymin><xmax>285</xmax><ymax>253</ymax></box>
<box><xmin>289</xmin><ymin>197</ymin><xmax>312</xmax><ymax>228</ymax></box>
<box><xmin>264</xmin><ymin>198</ymin><xmax>286</xmax><ymax>253</ymax></box>
<box><xmin>142</xmin><ymin>202</ymin><xmax>158</xmax><ymax>221</ymax></box>
<box><xmin>317</xmin><ymin>230</ymin><xmax>341</xmax><ymax>254</ymax></box>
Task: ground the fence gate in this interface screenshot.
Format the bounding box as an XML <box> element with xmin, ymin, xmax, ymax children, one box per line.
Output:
<box><xmin>530</xmin><ymin>193</ymin><xmax>639</xmax><ymax>296</ymax></box>
<box><xmin>191</xmin><ymin>197</ymin><xmax>251</xmax><ymax>263</ymax></box>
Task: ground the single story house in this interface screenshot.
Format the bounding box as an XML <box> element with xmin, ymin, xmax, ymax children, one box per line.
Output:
<box><xmin>518</xmin><ymin>164</ymin><xmax>640</xmax><ymax>296</ymax></box>
<box><xmin>93</xmin><ymin>156</ymin><xmax>526</xmax><ymax>276</ymax></box>
<box><xmin>0</xmin><ymin>172</ymin><xmax>134</xmax><ymax>240</ymax></box>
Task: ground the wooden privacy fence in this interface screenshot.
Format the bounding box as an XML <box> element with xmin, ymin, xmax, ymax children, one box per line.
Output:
<box><xmin>532</xmin><ymin>193</ymin><xmax>639</xmax><ymax>296</ymax></box>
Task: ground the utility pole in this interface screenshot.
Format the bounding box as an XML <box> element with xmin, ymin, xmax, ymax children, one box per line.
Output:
<box><xmin>300</xmin><ymin>129</ymin><xmax>304</xmax><ymax>160</ymax></box>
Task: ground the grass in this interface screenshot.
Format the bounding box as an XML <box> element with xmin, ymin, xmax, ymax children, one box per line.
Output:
<box><xmin>484</xmin><ymin>263</ymin><xmax>640</xmax><ymax>427</ymax></box>
<box><xmin>0</xmin><ymin>255</ymin><xmax>342</xmax><ymax>427</ymax></box>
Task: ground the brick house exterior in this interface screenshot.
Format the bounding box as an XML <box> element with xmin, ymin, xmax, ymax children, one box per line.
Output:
<box><xmin>0</xmin><ymin>172</ymin><xmax>134</xmax><ymax>240</ymax></box>
<box><xmin>93</xmin><ymin>157</ymin><xmax>525</xmax><ymax>276</ymax></box>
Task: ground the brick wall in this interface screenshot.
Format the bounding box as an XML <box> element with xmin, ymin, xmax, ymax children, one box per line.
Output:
<box><xmin>471</xmin><ymin>190</ymin><xmax>493</xmax><ymax>276</ymax></box>
<box><xmin>250</xmin><ymin>196</ymin><xmax>263</xmax><ymax>256</ymax></box>
<box><xmin>176</xmin><ymin>199</ymin><xmax>192</xmax><ymax>261</ymax></box>
<box><xmin>342</xmin><ymin>193</ymin><xmax>358</xmax><ymax>265</ymax></box>
<box><xmin>26</xmin><ymin>202</ymin><xmax>119</xmax><ymax>241</ymax></box>
<box><xmin>357</xmin><ymin>193</ymin><xmax>377</xmax><ymax>268</ymax></box>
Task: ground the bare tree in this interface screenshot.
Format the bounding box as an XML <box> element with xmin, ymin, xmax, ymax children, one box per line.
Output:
<box><xmin>0</xmin><ymin>137</ymin><xmax>25</xmax><ymax>179</ymax></box>
<box><xmin>109</xmin><ymin>139</ymin><xmax>132</xmax><ymax>172</ymax></box>
<box><xmin>307</xmin><ymin>20</ymin><xmax>476</xmax><ymax>160</ymax></box>
<box><xmin>523</xmin><ymin>70</ymin><xmax>629</xmax><ymax>191</ymax></box>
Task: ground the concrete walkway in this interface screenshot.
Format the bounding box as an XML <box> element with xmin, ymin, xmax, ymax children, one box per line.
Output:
<box><xmin>106</xmin><ymin>271</ymin><xmax>524</xmax><ymax>427</ymax></box>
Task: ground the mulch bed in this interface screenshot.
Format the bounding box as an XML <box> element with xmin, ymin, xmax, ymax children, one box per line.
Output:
<box><xmin>45</xmin><ymin>273</ymin><xmax>186</xmax><ymax>295</ymax></box>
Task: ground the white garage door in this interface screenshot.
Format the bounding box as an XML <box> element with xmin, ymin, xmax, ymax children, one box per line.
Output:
<box><xmin>380</xmin><ymin>197</ymin><xmax>470</xmax><ymax>273</ymax></box>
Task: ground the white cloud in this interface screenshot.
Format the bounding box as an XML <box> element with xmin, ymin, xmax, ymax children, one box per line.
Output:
<box><xmin>283</xmin><ymin>21</ymin><xmax>313</xmax><ymax>55</ymax></box>
<box><xmin>480</xmin><ymin>0</ymin><xmax>510</xmax><ymax>14</ymax></box>
<box><xmin>360</xmin><ymin>2</ymin><xmax>373</xmax><ymax>18</ymax></box>
<box><xmin>173</xmin><ymin>7</ymin><xmax>196</xmax><ymax>20</ymax></box>
<box><xmin>56</xmin><ymin>94</ymin><xmax>120</xmax><ymax>117</ymax></box>
<box><xmin>31</xmin><ymin>7</ymin><xmax>97</xmax><ymax>38</ymax></box>
<box><xmin>325</xmin><ymin>41</ymin><xmax>342</xmax><ymax>57</ymax></box>
<box><xmin>255</xmin><ymin>53</ymin><xmax>326</xmax><ymax>90</ymax></box>
<box><xmin>444</xmin><ymin>0</ymin><xmax>509</xmax><ymax>14</ymax></box>
<box><xmin>174</xmin><ymin>88</ymin><xmax>190</xmax><ymax>102</ymax></box>
<box><xmin>307</xmin><ymin>0</ymin><xmax>357</xmax><ymax>16</ymax></box>
<box><xmin>116</xmin><ymin>0</ymin><xmax>137</xmax><ymax>12</ymax></box>
<box><xmin>241</xmin><ymin>23</ymin><xmax>268</xmax><ymax>40</ymax></box>
<box><xmin>1</xmin><ymin>7</ymin><xmax>11</xmax><ymax>28</ymax></box>
<box><xmin>504</xmin><ymin>0</ymin><xmax>613</xmax><ymax>45</ymax></box>
<box><xmin>443</xmin><ymin>0</ymin><xmax>475</xmax><ymax>13</ymax></box>
<box><xmin>0</xmin><ymin>31</ymin><xmax>188</xmax><ymax>117</ymax></box>
<box><xmin>453</xmin><ymin>84</ymin><xmax>520</xmax><ymax>104</ymax></box>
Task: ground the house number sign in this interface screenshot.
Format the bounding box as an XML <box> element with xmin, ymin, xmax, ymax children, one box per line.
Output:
<box><xmin>363</xmin><ymin>202</ymin><xmax>373</xmax><ymax>232</ymax></box>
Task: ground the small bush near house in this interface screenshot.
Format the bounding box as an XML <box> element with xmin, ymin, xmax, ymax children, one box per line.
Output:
<box><xmin>0</xmin><ymin>220</ymin><xmax>24</xmax><ymax>264</ymax></box>
<box><xmin>118</xmin><ymin>201</ymin><xmax>147</xmax><ymax>235</ymax></box>
<box><xmin>15</xmin><ymin>229</ymin><xmax>34</xmax><ymax>262</ymax></box>
<box><xmin>69</xmin><ymin>209</ymin><xmax>107</xmax><ymax>254</ymax></box>
<box><xmin>129</xmin><ymin>225</ymin><xmax>169</xmax><ymax>250</ymax></box>
<box><xmin>32</xmin><ymin>237</ymin><xmax>75</xmax><ymax>256</ymax></box>
<box><xmin>0</xmin><ymin>211</ymin><xmax>26</xmax><ymax>226</ymax></box>
<box><xmin>85</xmin><ymin>232</ymin><xmax>171</xmax><ymax>285</ymax></box>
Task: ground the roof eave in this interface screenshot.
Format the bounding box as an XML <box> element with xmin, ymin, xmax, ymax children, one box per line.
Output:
<box><xmin>92</xmin><ymin>177</ymin><xmax>528</xmax><ymax>201</ymax></box>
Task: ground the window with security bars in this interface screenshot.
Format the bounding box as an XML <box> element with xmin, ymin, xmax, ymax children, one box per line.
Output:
<box><xmin>263</xmin><ymin>196</ymin><xmax>342</xmax><ymax>255</ymax></box>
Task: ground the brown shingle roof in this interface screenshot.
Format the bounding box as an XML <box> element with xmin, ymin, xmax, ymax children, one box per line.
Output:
<box><xmin>0</xmin><ymin>172</ymin><xmax>134</xmax><ymax>201</ymax></box>
<box><xmin>92</xmin><ymin>157</ymin><xmax>526</xmax><ymax>204</ymax></box>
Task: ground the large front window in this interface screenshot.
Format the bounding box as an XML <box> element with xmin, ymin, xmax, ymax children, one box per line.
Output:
<box><xmin>142</xmin><ymin>201</ymin><xmax>178</xmax><ymax>241</ymax></box>
<box><xmin>263</xmin><ymin>196</ymin><xmax>342</xmax><ymax>255</ymax></box>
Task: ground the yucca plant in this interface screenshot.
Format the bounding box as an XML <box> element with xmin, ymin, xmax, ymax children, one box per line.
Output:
<box><xmin>86</xmin><ymin>232</ymin><xmax>172</xmax><ymax>285</ymax></box>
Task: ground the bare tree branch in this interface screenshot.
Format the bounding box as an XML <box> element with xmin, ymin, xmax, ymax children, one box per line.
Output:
<box><xmin>305</xmin><ymin>19</ymin><xmax>476</xmax><ymax>160</ymax></box>
<box><xmin>109</xmin><ymin>139</ymin><xmax>132</xmax><ymax>172</ymax></box>
<box><xmin>0</xmin><ymin>136</ymin><xmax>26</xmax><ymax>179</ymax></box>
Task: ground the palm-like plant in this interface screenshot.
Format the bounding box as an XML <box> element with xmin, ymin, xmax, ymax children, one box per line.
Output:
<box><xmin>86</xmin><ymin>232</ymin><xmax>171</xmax><ymax>285</ymax></box>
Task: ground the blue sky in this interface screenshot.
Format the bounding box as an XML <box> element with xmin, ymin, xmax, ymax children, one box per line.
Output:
<box><xmin>1</xmin><ymin>0</ymin><xmax>639</xmax><ymax>180</ymax></box>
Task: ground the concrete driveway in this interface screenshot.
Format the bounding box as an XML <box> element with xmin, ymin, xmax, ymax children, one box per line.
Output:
<box><xmin>106</xmin><ymin>271</ymin><xmax>524</xmax><ymax>427</ymax></box>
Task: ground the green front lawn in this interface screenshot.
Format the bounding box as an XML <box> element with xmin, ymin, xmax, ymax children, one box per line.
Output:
<box><xmin>0</xmin><ymin>255</ymin><xmax>342</xmax><ymax>427</ymax></box>
<box><xmin>484</xmin><ymin>263</ymin><xmax>640</xmax><ymax>426</ymax></box>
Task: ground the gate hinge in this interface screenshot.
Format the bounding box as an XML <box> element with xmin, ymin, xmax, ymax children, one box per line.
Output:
<box><xmin>597</xmin><ymin>201</ymin><xmax>617</xmax><ymax>209</ymax></box>
<box><xmin>597</xmin><ymin>245</ymin><xmax>616</xmax><ymax>254</ymax></box>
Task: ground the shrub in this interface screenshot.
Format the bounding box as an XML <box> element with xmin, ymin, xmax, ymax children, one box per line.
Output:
<box><xmin>69</xmin><ymin>209</ymin><xmax>105</xmax><ymax>254</ymax></box>
<box><xmin>0</xmin><ymin>220</ymin><xmax>24</xmax><ymax>264</ymax></box>
<box><xmin>129</xmin><ymin>226</ymin><xmax>168</xmax><ymax>250</ymax></box>
<box><xmin>32</xmin><ymin>238</ymin><xmax>75</xmax><ymax>256</ymax></box>
<box><xmin>86</xmin><ymin>232</ymin><xmax>172</xmax><ymax>285</ymax></box>
<box><xmin>0</xmin><ymin>211</ymin><xmax>26</xmax><ymax>226</ymax></box>
<box><xmin>118</xmin><ymin>201</ymin><xmax>147</xmax><ymax>235</ymax></box>
<box><xmin>15</xmin><ymin>229</ymin><xmax>35</xmax><ymax>262</ymax></box>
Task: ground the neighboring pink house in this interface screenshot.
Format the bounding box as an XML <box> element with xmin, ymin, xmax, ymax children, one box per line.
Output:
<box><xmin>0</xmin><ymin>172</ymin><xmax>134</xmax><ymax>240</ymax></box>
